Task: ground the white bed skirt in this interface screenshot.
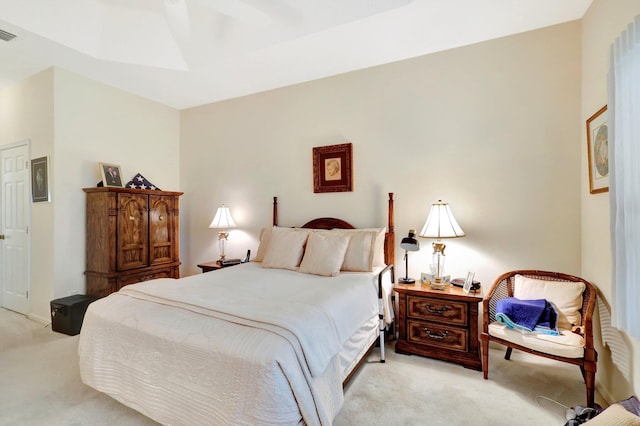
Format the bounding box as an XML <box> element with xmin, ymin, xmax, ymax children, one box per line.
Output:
<box><xmin>339</xmin><ymin>315</ymin><xmax>379</xmax><ymax>381</ymax></box>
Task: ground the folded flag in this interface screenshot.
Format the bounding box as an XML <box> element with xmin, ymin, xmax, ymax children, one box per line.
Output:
<box><xmin>125</xmin><ymin>173</ymin><xmax>161</xmax><ymax>190</ymax></box>
<box><xmin>496</xmin><ymin>297</ymin><xmax>559</xmax><ymax>335</ymax></box>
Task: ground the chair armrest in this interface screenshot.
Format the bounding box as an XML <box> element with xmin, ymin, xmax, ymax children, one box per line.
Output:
<box><xmin>581</xmin><ymin>281</ymin><xmax>598</xmax><ymax>353</ymax></box>
<box><xmin>482</xmin><ymin>271</ymin><xmax>517</xmax><ymax>332</ymax></box>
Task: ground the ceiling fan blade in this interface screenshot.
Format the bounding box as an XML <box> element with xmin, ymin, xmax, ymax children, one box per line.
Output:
<box><xmin>196</xmin><ymin>0</ymin><xmax>271</xmax><ymax>27</ymax></box>
<box><xmin>164</xmin><ymin>0</ymin><xmax>191</xmax><ymax>43</ymax></box>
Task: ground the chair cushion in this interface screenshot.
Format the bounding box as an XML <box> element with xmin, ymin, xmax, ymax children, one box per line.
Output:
<box><xmin>488</xmin><ymin>322</ymin><xmax>585</xmax><ymax>358</ymax></box>
<box><xmin>514</xmin><ymin>275</ymin><xmax>585</xmax><ymax>329</ymax></box>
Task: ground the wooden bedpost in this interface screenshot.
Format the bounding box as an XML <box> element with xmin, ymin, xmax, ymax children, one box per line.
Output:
<box><xmin>385</xmin><ymin>192</ymin><xmax>395</xmax><ymax>266</ymax></box>
<box><xmin>273</xmin><ymin>196</ymin><xmax>278</xmax><ymax>226</ymax></box>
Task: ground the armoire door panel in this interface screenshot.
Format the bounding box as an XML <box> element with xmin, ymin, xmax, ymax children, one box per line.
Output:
<box><xmin>149</xmin><ymin>195</ymin><xmax>174</xmax><ymax>265</ymax></box>
<box><xmin>117</xmin><ymin>193</ymin><xmax>149</xmax><ymax>270</ymax></box>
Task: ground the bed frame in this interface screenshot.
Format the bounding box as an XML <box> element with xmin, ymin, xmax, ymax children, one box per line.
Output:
<box><xmin>271</xmin><ymin>192</ymin><xmax>395</xmax><ymax>266</ymax></box>
<box><xmin>271</xmin><ymin>192</ymin><xmax>396</xmax><ymax>385</ymax></box>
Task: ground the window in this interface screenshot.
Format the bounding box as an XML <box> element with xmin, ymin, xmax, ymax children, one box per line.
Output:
<box><xmin>608</xmin><ymin>15</ymin><xmax>640</xmax><ymax>340</ymax></box>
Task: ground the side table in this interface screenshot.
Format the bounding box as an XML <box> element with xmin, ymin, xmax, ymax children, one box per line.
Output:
<box><xmin>394</xmin><ymin>281</ymin><xmax>483</xmax><ymax>370</ymax></box>
<box><xmin>197</xmin><ymin>261</ymin><xmax>223</xmax><ymax>273</ymax></box>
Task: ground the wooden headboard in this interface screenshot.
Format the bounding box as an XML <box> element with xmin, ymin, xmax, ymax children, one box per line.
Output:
<box><xmin>271</xmin><ymin>193</ymin><xmax>395</xmax><ymax>266</ymax></box>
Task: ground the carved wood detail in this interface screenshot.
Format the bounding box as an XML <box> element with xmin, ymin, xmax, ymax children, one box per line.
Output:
<box><xmin>301</xmin><ymin>217</ymin><xmax>355</xmax><ymax>230</ymax></box>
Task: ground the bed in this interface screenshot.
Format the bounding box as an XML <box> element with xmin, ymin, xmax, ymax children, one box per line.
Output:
<box><xmin>78</xmin><ymin>193</ymin><xmax>397</xmax><ymax>426</ymax></box>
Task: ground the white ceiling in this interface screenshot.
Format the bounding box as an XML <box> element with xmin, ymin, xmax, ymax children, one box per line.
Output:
<box><xmin>0</xmin><ymin>0</ymin><xmax>593</xmax><ymax>109</ymax></box>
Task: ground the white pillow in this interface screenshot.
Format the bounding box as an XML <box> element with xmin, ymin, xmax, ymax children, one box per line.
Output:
<box><xmin>253</xmin><ymin>226</ymin><xmax>274</xmax><ymax>262</ymax></box>
<box><xmin>514</xmin><ymin>275</ymin><xmax>586</xmax><ymax>330</ymax></box>
<box><xmin>299</xmin><ymin>231</ymin><xmax>351</xmax><ymax>277</ymax></box>
<box><xmin>331</xmin><ymin>229</ymin><xmax>380</xmax><ymax>272</ymax></box>
<box><xmin>360</xmin><ymin>227</ymin><xmax>386</xmax><ymax>267</ymax></box>
<box><xmin>261</xmin><ymin>227</ymin><xmax>310</xmax><ymax>271</ymax></box>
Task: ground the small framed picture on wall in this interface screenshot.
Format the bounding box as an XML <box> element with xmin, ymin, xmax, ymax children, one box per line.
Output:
<box><xmin>31</xmin><ymin>156</ymin><xmax>50</xmax><ymax>202</ymax></box>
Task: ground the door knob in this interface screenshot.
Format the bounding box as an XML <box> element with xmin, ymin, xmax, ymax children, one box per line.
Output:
<box><xmin>0</xmin><ymin>235</ymin><xmax>5</xmax><ymax>240</ymax></box>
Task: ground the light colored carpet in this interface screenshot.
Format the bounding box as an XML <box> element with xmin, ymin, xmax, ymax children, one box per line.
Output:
<box><xmin>0</xmin><ymin>308</ymin><xmax>601</xmax><ymax>425</ymax></box>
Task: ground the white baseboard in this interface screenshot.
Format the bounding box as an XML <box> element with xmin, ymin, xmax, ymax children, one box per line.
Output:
<box><xmin>28</xmin><ymin>312</ymin><xmax>51</xmax><ymax>326</ymax></box>
<box><xmin>595</xmin><ymin>382</ymin><xmax>614</xmax><ymax>406</ymax></box>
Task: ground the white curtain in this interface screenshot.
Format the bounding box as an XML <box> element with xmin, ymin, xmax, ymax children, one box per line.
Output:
<box><xmin>608</xmin><ymin>15</ymin><xmax>640</xmax><ymax>340</ymax></box>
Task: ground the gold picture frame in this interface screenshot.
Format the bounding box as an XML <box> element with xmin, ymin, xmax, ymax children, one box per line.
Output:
<box><xmin>586</xmin><ymin>105</ymin><xmax>609</xmax><ymax>194</ymax></box>
<box><xmin>313</xmin><ymin>143</ymin><xmax>353</xmax><ymax>193</ymax></box>
<box><xmin>99</xmin><ymin>162</ymin><xmax>124</xmax><ymax>188</ymax></box>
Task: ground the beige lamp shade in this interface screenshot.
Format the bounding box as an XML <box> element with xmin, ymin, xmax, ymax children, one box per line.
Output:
<box><xmin>419</xmin><ymin>200</ymin><xmax>465</xmax><ymax>239</ymax></box>
<box><xmin>209</xmin><ymin>205</ymin><xmax>236</xmax><ymax>229</ymax></box>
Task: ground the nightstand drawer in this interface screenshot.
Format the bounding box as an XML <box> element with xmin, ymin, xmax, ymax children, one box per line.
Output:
<box><xmin>407</xmin><ymin>320</ymin><xmax>468</xmax><ymax>352</ymax></box>
<box><xmin>407</xmin><ymin>296</ymin><xmax>467</xmax><ymax>326</ymax></box>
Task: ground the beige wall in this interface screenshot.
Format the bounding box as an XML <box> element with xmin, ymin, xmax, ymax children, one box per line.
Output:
<box><xmin>52</xmin><ymin>69</ymin><xmax>181</xmax><ymax>313</ymax></box>
<box><xmin>180</xmin><ymin>22</ymin><xmax>582</xmax><ymax>292</ymax></box>
<box><xmin>582</xmin><ymin>0</ymin><xmax>640</xmax><ymax>403</ymax></box>
<box><xmin>0</xmin><ymin>69</ymin><xmax>55</xmax><ymax>322</ymax></box>
<box><xmin>0</xmin><ymin>68</ymin><xmax>181</xmax><ymax>321</ymax></box>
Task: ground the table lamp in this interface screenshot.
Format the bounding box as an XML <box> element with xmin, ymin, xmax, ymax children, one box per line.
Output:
<box><xmin>209</xmin><ymin>204</ymin><xmax>236</xmax><ymax>262</ymax></box>
<box><xmin>399</xmin><ymin>229</ymin><xmax>420</xmax><ymax>284</ymax></box>
<box><xmin>418</xmin><ymin>200</ymin><xmax>465</xmax><ymax>288</ymax></box>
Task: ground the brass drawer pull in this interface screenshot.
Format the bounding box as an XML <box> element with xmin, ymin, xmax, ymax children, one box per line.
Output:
<box><xmin>423</xmin><ymin>328</ymin><xmax>449</xmax><ymax>340</ymax></box>
<box><xmin>421</xmin><ymin>303</ymin><xmax>450</xmax><ymax>315</ymax></box>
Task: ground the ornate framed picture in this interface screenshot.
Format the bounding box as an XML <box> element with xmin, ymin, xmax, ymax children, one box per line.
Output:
<box><xmin>313</xmin><ymin>143</ymin><xmax>353</xmax><ymax>193</ymax></box>
<box><xmin>31</xmin><ymin>156</ymin><xmax>50</xmax><ymax>202</ymax></box>
<box><xmin>586</xmin><ymin>105</ymin><xmax>609</xmax><ymax>194</ymax></box>
<box><xmin>99</xmin><ymin>162</ymin><xmax>124</xmax><ymax>187</ymax></box>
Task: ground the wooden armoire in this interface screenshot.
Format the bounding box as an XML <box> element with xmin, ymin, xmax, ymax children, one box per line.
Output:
<box><xmin>84</xmin><ymin>187</ymin><xmax>183</xmax><ymax>298</ymax></box>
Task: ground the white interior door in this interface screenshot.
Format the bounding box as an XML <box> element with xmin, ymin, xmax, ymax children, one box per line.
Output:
<box><xmin>1</xmin><ymin>144</ymin><xmax>30</xmax><ymax>314</ymax></box>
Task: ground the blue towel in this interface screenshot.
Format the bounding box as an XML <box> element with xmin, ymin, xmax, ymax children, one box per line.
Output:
<box><xmin>496</xmin><ymin>297</ymin><xmax>559</xmax><ymax>335</ymax></box>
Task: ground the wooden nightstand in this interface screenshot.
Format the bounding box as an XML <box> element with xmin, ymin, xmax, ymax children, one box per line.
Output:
<box><xmin>197</xmin><ymin>261</ymin><xmax>223</xmax><ymax>273</ymax></box>
<box><xmin>394</xmin><ymin>282</ymin><xmax>483</xmax><ymax>371</ymax></box>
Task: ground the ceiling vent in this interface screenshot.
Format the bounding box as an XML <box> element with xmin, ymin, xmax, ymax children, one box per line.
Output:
<box><xmin>0</xmin><ymin>29</ymin><xmax>17</xmax><ymax>42</ymax></box>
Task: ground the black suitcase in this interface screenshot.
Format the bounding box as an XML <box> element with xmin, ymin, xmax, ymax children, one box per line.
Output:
<box><xmin>50</xmin><ymin>295</ymin><xmax>98</xmax><ymax>336</ymax></box>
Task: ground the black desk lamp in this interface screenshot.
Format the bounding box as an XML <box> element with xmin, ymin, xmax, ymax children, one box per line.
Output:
<box><xmin>399</xmin><ymin>229</ymin><xmax>420</xmax><ymax>284</ymax></box>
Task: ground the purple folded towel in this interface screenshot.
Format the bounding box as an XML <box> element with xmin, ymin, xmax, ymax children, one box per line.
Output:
<box><xmin>496</xmin><ymin>297</ymin><xmax>558</xmax><ymax>334</ymax></box>
<box><xmin>497</xmin><ymin>298</ymin><xmax>545</xmax><ymax>331</ymax></box>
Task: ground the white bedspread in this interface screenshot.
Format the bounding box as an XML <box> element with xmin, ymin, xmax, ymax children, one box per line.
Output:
<box><xmin>78</xmin><ymin>263</ymin><xmax>384</xmax><ymax>426</ymax></box>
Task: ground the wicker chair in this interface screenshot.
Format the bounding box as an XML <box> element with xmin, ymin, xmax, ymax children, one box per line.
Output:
<box><xmin>481</xmin><ymin>270</ymin><xmax>598</xmax><ymax>407</ymax></box>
